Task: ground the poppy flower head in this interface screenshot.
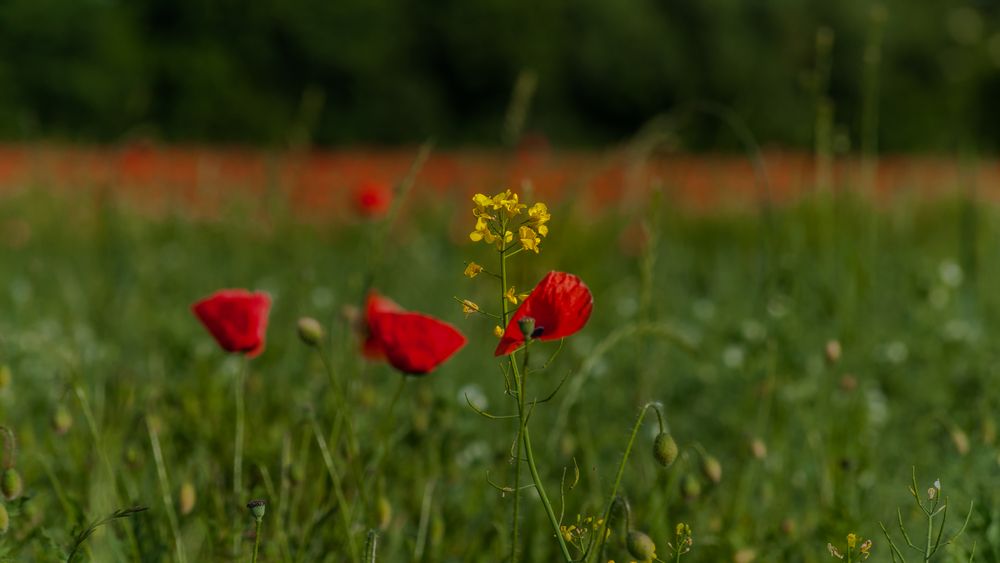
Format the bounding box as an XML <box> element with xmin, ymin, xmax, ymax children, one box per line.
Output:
<box><xmin>192</xmin><ymin>289</ymin><xmax>272</xmax><ymax>357</ymax></box>
<box><xmin>355</xmin><ymin>180</ymin><xmax>392</xmax><ymax>218</ymax></box>
<box><xmin>363</xmin><ymin>291</ymin><xmax>466</xmax><ymax>374</ymax></box>
<box><xmin>495</xmin><ymin>271</ymin><xmax>592</xmax><ymax>356</ymax></box>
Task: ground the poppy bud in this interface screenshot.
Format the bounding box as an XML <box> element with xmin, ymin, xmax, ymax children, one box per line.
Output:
<box><xmin>681</xmin><ymin>474</ymin><xmax>701</xmax><ymax>501</ymax></box>
<box><xmin>247</xmin><ymin>499</ymin><xmax>266</xmax><ymax>521</ymax></box>
<box><xmin>2</xmin><ymin>468</ymin><xmax>22</xmax><ymax>501</ymax></box>
<box><xmin>825</xmin><ymin>340</ymin><xmax>841</xmax><ymax>364</ymax></box>
<box><xmin>52</xmin><ymin>405</ymin><xmax>73</xmax><ymax>435</ymax></box>
<box><xmin>376</xmin><ymin>496</ymin><xmax>392</xmax><ymax>530</ymax></box>
<box><xmin>179</xmin><ymin>482</ymin><xmax>196</xmax><ymax>516</ymax></box>
<box><xmin>0</xmin><ymin>365</ymin><xmax>10</xmax><ymax>390</ymax></box>
<box><xmin>653</xmin><ymin>432</ymin><xmax>678</xmax><ymax>467</ymax></box>
<box><xmin>297</xmin><ymin>317</ymin><xmax>325</xmax><ymax>347</ymax></box>
<box><xmin>626</xmin><ymin>530</ymin><xmax>657</xmax><ymax>562</ymax></box>
<box><xmin>0</xmin><ymin>503</ymin><xmax>7</xmax><ymax>535</ymax></box>
<box><xmin>518</xmin><ymin>317</ymin><xmax>536</xmax><ymax>340</ymax></box>
<box><xmin>701</xmin><ymin>455</ymin><xmax>722</xmax><ymax>484</ymax></box>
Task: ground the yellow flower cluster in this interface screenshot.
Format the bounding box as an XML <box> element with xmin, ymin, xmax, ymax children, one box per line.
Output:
<box><xmin>469</xmin><ymin>189</ymin><xmax>550</xmax><ymax>252</ymax></box>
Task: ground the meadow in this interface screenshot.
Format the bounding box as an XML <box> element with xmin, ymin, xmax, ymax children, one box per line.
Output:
<box><xmin>0</xmin><ymin>174</ymin><xmax>997</xmax><ymax>562</ymax></box>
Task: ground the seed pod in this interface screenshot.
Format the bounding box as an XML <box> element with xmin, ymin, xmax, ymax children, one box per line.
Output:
<box><xmin>2</xmin><ymin>468</ymin><xmax>22</xmax><ymax>501</ymax></box>
<box><xmin>0</xmin><ymin>502</ymin><xmax>8</xmax><ymax>535</ymax></box>
<box><xmin>701</xmin><ymin>455</ymin><xmax>722</xmax><ymax>484</ymax></box>
<box><xmin>247</xmin><ymin>499</ymin><xmax>266</xmax><ymax>520</ymax></box>
<box><xmin>376</xmin><ymin>496</ymin><xmax>392</xmax><ymax>531</ymax></box>
<box><xmin>52</xmin><ymin>405</ymin><xmax>73</xmax><ymax>435</ymax></box>
<box><xmin>518</xmin><ymin>317</ymin><xmax>536</xmax><ymax>340</ymax></box>
<box><xmin>297</xmin><ymin>318</ymin><xmax>324</xmax><ymax>347</ymax></box>
<box><xmin>626</xmin><ymin>530</ymin><xmax>657</xmax><ymax>562</ymax></box>
<box><xmin>653</xmin><ymin>432</ymin><xmax>678</xmax><ymax>467</ymax></box>
<box><xmin>179</xmin><ymin>482</ymin><xmax>196</xmax><ymax>516</ymax></box>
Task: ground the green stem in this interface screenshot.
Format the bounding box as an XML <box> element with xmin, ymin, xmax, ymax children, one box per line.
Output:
<box><xmin>251</xmin><ymin>518</ymin><xmax>262</xmax><ymax>563</ymax></box>
<box><xmin>510</xmin><ymin>351</ymin><xmax>573</xmax><ymax>561</ymax></box>
<box><xmin>589</xmin><ymin>402</ymin><xmax>662</xmax><ymax>563</ymax></box>
<box><xmin>500</xmin><ymin>227</ymin><xmax>523</xmax><ymax>563</ymax></box>
<box><xmin>233</xmin><ymin>356</ymin><xmax>248</xmax><ymax>557</ymax></box>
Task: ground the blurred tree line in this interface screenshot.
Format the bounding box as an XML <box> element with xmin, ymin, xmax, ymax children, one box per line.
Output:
<box><xmin>1</xmin><ymin>0</ymin><xmax>999</xmax><ymax>151</ymax></box>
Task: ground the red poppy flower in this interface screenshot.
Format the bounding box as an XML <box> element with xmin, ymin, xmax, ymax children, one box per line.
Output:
<box><xmin>355</xmin><ymin>180</ymin><xmax>392</xmax><ymax>217</ymax></box>
<box><xmin>363</xmin><ymin>291</ymin><xmax>466</xmax><ymax>375</ymax></box>
<box><xmin>495</xmin><ymin>271</ymin><xmax>593</xmax><ymax>356</ymax></box>
<box><xmin>192</xmin><ymin>289</ymin><xmax>272</xmax><ymax>358</ymax></box>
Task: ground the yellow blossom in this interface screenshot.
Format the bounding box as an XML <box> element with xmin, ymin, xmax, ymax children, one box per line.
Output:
<box><xmin>519</xmin><ymin>226</ymin><xmax>542</xmax><ymax>253</ymax></box>
<box><xmin>527</xmin><ymin>202</ymin><xmax>551</xmax><ymax>236</ymax></box>
<box><xmin>846</xmin><ymin>533</ymin><xmax>856</xmax><ymax>549</ymax></box>
<box><xmin>464</xmin><ymin>262</ymin><xmax>483</xmax><ymax>278</ymax></box>
<box><xmin>460</xmin><ymin>299</ymin><xmax>480</xmax><ymax>316</ymax></box>
<box><xmin>504</xmin><ymin>287</ymin><xmax>519</xmax><ymax>305</ymax></box>
<box><xmin>493</xmin><ymin>325</ymin><xmax>504</xmax><ymax>338</ymax></box>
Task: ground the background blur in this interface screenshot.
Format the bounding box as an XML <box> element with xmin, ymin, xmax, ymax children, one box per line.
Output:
<box><xmin>2</xmin><ymin>0</ymin><xmax>999</xmax><ymax>151</ymax></box>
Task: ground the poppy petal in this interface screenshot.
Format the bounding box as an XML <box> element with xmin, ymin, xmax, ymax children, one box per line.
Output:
<box><xmin>368</xmin><ymin>311</ymin><xmax>467</xmax><ymax>375</ymax></box>
<box><xmin>494</xmin><ymin>271</ymin><xmax>592</xmax><ymax>356</ymax></box>
<box><xmin>192</xmin><ymin>289</ymin><xmax>272</xmax><ymax>357</ymax></box>
<box><xmin>362</xmin><ymin>291</ymin><xmax>403</xmax><ymax>359</ymax></box>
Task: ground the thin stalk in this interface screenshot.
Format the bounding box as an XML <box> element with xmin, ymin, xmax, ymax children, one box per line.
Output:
<box><xmin>510</xmin><ymin>353</ymin><xmax>573</xmax><ymax>561</ymax></box>
<box><xmin>589</xmin><ymin>402</ymin><xmax>663</xmax><ymax>563</ymax></box>
<box><xmin>308</xmin><ymin>414</ymin><xmax>360</xmax><ymax>561</ymax></box>
<box><xmin>233</xmin><ymin>356</ymin><xmax>248</xmax><ymax>557</ymax></box>
<box><xmin>146</xmin><ymin>418</ymin><xmax>188</xmax><ymax>563</ymax></box>
<box><xmin>252</xmin><ymin>518</ymin><xmax>263</xmax><ymax>563</ymax></box>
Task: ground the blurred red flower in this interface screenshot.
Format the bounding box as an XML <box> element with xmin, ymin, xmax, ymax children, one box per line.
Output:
<box><xmin>363</xmin><ymin>291</ymin><xmax>466</xmax><ymax>374</ymax></box>
<box><xmin>355</xmin><ymin>180</ymin><xmax>392</xmax><ymax>217</ymax></box>
<box><xmin>495</xmin><ymin>271</ymin><xmax>593</xmax><ymax>356</ymax></box>
<box><xmin>192</xmin><ymin>289</ymin><xmax>272</xmax><ymax>357</ymax></box>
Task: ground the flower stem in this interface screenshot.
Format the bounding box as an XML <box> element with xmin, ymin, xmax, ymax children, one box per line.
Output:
<box><xmin>233</xmin><ymin>356</ymin><xmax>248</xmax><ymax>557</ymax></box>
<box><xmin>251</xmin><ymin>517</ymin><xmax>263</xmax><ymax>563</ymax></box>
<box><xmin>588</xmin><ymin>402</ymin><xmax>663</xmax><ymax>563</ymax></box>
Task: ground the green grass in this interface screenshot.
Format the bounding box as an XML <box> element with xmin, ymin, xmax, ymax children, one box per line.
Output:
<box><xmin>0</xmin><ymin>187</ymin><xmax>995</xmax><ymax>562</ymax></box>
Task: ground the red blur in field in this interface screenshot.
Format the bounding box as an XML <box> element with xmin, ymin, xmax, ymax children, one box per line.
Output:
<box><xmin>2</xmin><ymin>144</ymin><xmax>1000</xmax><ymax>217</ymax></box>
<box><xmin>354</xmin><ymin>180</ymin><xmax>391</xmax><ymax>217</ymax></box>
<box><xmin>495</xmin><ymin>271</ymin><xmax>593</xmax><ymax>356</ymax></box>
<box><xmin>363</xmin><ymin>291</ymin><xmax>466</xmax><ymax>375</ymax></box>
<box><xmin>192</xmin><ymin>290</ymin><xmax>272</xmax><ymax>358</ymax></box>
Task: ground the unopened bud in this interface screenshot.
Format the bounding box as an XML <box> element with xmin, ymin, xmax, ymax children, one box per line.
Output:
<box><xmin>681</xmin><ymin>474</ymin><xmax>702</xmax><ymax>501</ymax></box>
<box><xmin>750</xmin><ymin>438</ymin><xmax>767</xmax><ymax>460</ymax></box>
<box><xmin>376</xmin><ymin>496</ymin><xmax>392</xmax><ymax>530</ymax></box>
<box><xmin>179</xmin><ymin>482</ymin><xmax>196</xmax><ymax>516</ymax></box>
<box><xmin>53</xmin><ymin>405</ymin><xmax>73</xmax><ymax>435</ymax></box>
<box><xmin>518</xmin><ymin>317</ymin><xmax>536</xmax><ymax>340</ymax></box>
<box><xmin>653</xmin><ymin>432</ymin><xmax>678</xmax><ymax>467</ymax></box>
<box><xmin>927</xmin><ymin>487</ymin><xmax>937</xmax><ymax>500</ymax></box>
<box><xmin>297</xmin><ymin>317</ymin><xmax>324</xmax><ymax>347</ymax></box>
<box><xmin>2</xmin><ymin>468</ymin><xmax>22</xmax><ymax>501</ymax></box>
<box><xmin>951</xmin><ymin>428</ymin><xmax>970</xmax><ymax>456</ymax></box>
<box><xmin>701</xmin><ymin>455</ymin><xmax>722</xmax><ymax>484</ymax></box>
<box><xmin>825</xmin><ymin>340</ymin><xmax>841</xmax><ymax>364</ymax></box>
<box><xmin>626</xmin><ymin>530</ymin><xmax>657</xmax><ymax>562</ymax></box>
<box><xmin>247</xmin><ymin>499</ymin><xmax>266</xmax><ymax>521</ymax></box>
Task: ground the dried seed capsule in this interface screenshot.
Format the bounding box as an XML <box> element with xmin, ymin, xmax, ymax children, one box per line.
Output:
<box><xmin>653</xmin><ymin>432</ymin><xmax>678</xmax><ymax>467</ymax></box>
